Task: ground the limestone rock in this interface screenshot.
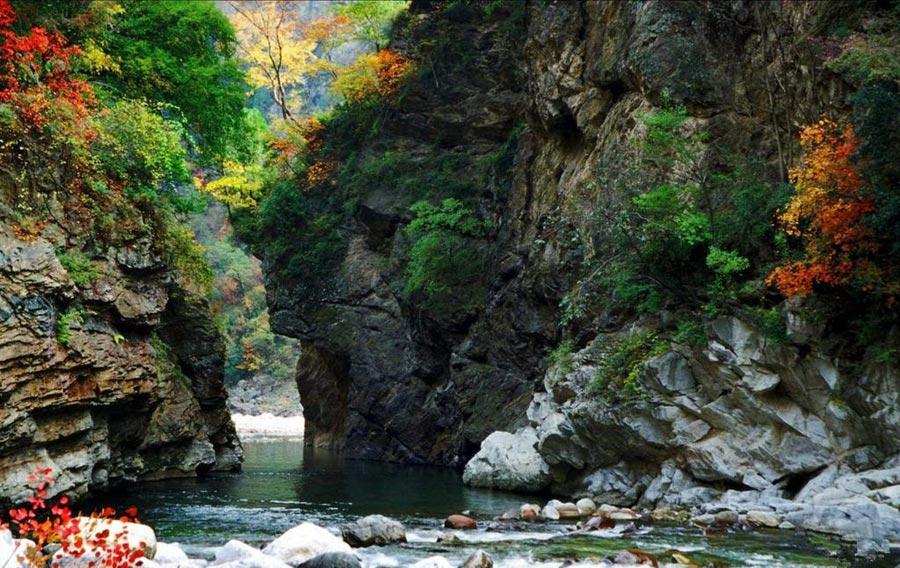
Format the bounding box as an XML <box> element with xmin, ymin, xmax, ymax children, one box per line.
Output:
<box><xmin>462</xmin><ymin>428</ymin><xmax>551</xmax><ymax>492</ymax></box>
<box><xmin>263</xmin><ymin>523</ymin><xmax>352</xmax><ymax>566</ymax></box>
<box><xmin>459</xmin><ymin>550</ymin><xmax>493</xmax><ymax>568</ymax></box>
<box><xmin>340</xmin><ymin>515</ymin><xmax>406</xmax><ymax>547</ymax></box>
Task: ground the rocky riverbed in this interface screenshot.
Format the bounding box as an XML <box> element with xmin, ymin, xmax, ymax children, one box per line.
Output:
<box><xmin>463</xmin><ymin>317</ymin><xmax>900</xmax><ymax>558</ymax></box>
<box><xmin>1</xmin><ymin>506</ymin><xmax>858</xmax><ymax>568</ymax></box>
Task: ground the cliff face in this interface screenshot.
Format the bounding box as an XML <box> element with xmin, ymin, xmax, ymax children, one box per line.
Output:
<box><xmin>0</xmin><ymin>200</ymin><xmax>242</xmax><ymax>503</ymax></box>
<box><xmin>263</xmin><ymin>0</ymin><xmax>889</xmax><ymax>475</ymax></box>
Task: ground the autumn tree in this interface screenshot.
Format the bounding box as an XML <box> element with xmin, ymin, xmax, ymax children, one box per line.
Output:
<box><xmin>767</xmin><ymin>119</ymin><xmax>879</xmax><ymax>297</ymax></box>
<box><xmin>227</xmin><ymin>1</ymin><xmax>350</xmax><ymax>126</ymax></box>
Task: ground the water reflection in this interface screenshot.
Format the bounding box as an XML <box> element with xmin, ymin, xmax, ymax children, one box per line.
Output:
<box><xmin>95</xmin><ymin>441</ymin><xmax>527</xmax><ymax>546</ymax></box>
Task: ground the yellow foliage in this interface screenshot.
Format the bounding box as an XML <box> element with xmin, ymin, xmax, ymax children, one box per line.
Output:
<box><xmin>203</xmin><ymin>160</ymin><xmax>269</xmax><ymax>210</ymax></box>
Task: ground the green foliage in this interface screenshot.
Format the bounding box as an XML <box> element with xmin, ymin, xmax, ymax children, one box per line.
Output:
<box><xmin>56</xmin><ymin>306</ymin><xmax>86</xmax><ymax>347</ymax></box>
<box><xmin>404</xmin><ymin>198</ymin><xmax>491</xmax><ymax>309</ymax></box>
<box><xmin>674</xmin><ymin>319</ymin><xmax>707</xmax><ymax>347</ymax></box>
<box><xmin>236</xmin><ymin>180</ymin><xmax>345</xmax><ymax>284</ymax></box>
<box><xmin>159</xmin><ymin>222</ymin><xmax>214</xmax><ymax>297</ymax></box>
<box><xmin>56</xmin><ymin>250</ymin><xmax>100</xmax><ymax>287</ymax></box>
<box><xmin>706</xmin><ymin>246</ymin><xmax>750</xmax><ymax>276</ymax></box>
<box><xmin>826</xmin><ymin>7</ymin><xmax>900</xmax><ymax>86</ymax></box>
<box><xmin>194</xmin><ymin>204</ymin><xmax>301</xmax><ymax>385</ymax></box>
<box><xmin>92</xmin><ymin>0</ymin><xmax>248</xmax><ymax>161</ymax></box>
<box><xmin>743</xmin><ymin>306</ymin><xmax>788</xmax><ymax>345</ymax></box>
<box><xmin>331</xmin><ymin>1</ymin><xmax>409</xmax><ymax>51</ymax></box>
<box><xmin>591</xmin><ymin>331</ymin><xmax>668</xmax><ymax>400</ymax></box>
<box><xmin>545</xmin><ymin>339</ymin><xmax>577</xmax><ymax>375</ymax></box>
<box><xmin>93</xmin><ymin>99</ymin><xmax>190</xmax><ymax>192</ymax></box>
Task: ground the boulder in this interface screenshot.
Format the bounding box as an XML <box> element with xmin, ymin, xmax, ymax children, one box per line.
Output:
<box><xmin>297</xmin><ymin>553</ymin><xmax>361</xmax><ymax>568</ymax></box>
<box><xmin>444</xmin><ymin>515</ymin><xmax>477</xmax><ymax>530</ymax></box>
<box><xmin>519</xmin><ymin>504</ymin><xmax>541</xmax><ymax>522</ymax></box>
<box><xmin>462</xmin><ymin>429</ymin><xmax>551</xmax><ymax>492</ymax></box>
<box><xmin>459</xmin><ymin>550</ymin><xmax>492</xmax><ymax>568</ymax></box>
<box><xmin>263</xmin><ymin>524</ymin><xmax>352</xmax><ymax>566</ymax></box>
<box><xmin>213</xmin><ymin>540</ymin><xmax>289</xmax><ymax>567</ymax></box>
<box><xmin>154</xmin><ymin>542</ymin><xmax>206</xmax><ymax>567</ymax></box>
<box><xmin>53</xmin><ymin>518</ymin><xmax>157</xmax><ymax>567</ymax></box>
<box><xmin>340</xmin><ymin>515</ymin><xmax>406</xmax><ymax>547</ymax></box>
<box><xmin>541</xmin><ymin>505</ymin><xmax>560</xmax><ymax>521</ymax></box>
<box><xmin>215</xmin><ymin>540</ymin><xmax>262</xmax><ymax>564</ymax></box>
<box><xmin>553</xmin><ymin>502</ymin><xmax>580</xmax><ymax>519</ymax></box>
<box><xmin>0</xmin><ymin>530</ymin><xmax>36</xmax><ymax>568</ymax></box>
<box><xmin>410</xmin><ymin>557</ymin><xmax>453</xmax><ymax>568</ymax></box>
<box><xmin>575</xmin><ymin>498</ymin><xmax>596</xmax><ymax>515</ymax></box>
<box><xmin>746</xmin><ymin>510</ymin><xmax>781</xmax><ymax>528</ymax></box>
<box><xmin>605</xmin><ymin>508</ymin><xmax>641</xmax><ymax>521</ymax></box>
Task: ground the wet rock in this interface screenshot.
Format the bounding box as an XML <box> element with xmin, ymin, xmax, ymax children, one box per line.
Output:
<box><xmin>784</xmin><ymin>498</ymin><xmax>900</xmax><ymax>555</ymax></box>
<box><xmin>520</xmin><ymin>503</ymin><xmax>541</xmax><ymax>522</ymax></box>
<box><xmin>444</xmin><ymin>515</ymin><xmax>477</xmax><ymax>530</ymax></box>
<box><xmin>436</xmin><ymin>533</ymin><xmax>462</xmax><ymax>544</ymax></box>
<box><xmin>745</xmin><ymin>510</ymin><xmax>781</xmax><ymax>528</ymax></box>
<box><xmin>542</xmin><ymin>505</ymin><xmax>560</xmax><ymax>521</ymax></box>
<box><xmin>263</xmin><ymin>523</ymin><xmax>352</xmax><ymax>566</ymax></box>
<box><xmin>410</xmin><ymin>557</ymin><xmax>453</xmax><ymax>568</ymax></box>
<box><xmin>463</xmin><ymin>428</ymin><xmax>551</xmax><ymax>492</ymax></box>
<box><xmin>605</xmin><ymin>508</ymin><xmax>641</xmax><ymax>521</ymax></box>
<box><xmin>459</xmin><ymin>550</ymin><xmax>492</xmax><ymax>568</ymax></box>
<box><xmin>575</xmin><ymin>498</ymin><xmax>596</xmax><ymax>515</ymax></box>
<box><xmin>298</xmin><ymin>553</ymin><xmax>361</xmax><ymax>568</ymax></box>
<box><xmin>340</xmin><ymin>515</ymin><xmax>406</xmax><ymax>547</ymax></box>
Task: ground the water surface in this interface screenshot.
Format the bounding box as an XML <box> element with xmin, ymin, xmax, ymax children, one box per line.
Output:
<box><xmin>97</xmin><ymin>441</ymin><xmax>849</xmax><ymax>567</ymax></box>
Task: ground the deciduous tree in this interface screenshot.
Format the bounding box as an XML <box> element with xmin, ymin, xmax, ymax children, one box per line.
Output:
<box><xmin>768</xmin><ymin>119</ymin><xmax>879</xmax><ymax>297</ymax></box>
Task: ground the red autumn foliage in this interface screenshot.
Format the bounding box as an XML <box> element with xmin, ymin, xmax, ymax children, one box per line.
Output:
<box><xmin>2</xmin><ymin>468</ymin><xmax>146</xmax><ymax>568</ymax></box>
<box><xmin>0</xmin><ymin>0</ymin><xmax>93</xmax><ymax>126</ymax></box>
<box><xmin>767</xmin><ymin>119</ymin><xmax>879</xmax><ymax>297</ymax></box>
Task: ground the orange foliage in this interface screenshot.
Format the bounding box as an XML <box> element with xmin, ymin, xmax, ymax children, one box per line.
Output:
<box><xmin>0</xmin><ymin>0</ymin><xmax>94</xmax><ymax>127</ymax></box>
<box><xmin>374</xmin><ymin>49</ymin><xmax>412</xmax><ymax>98</ymax></box>
<box><xmin>236</xmin><ymin>339</ymin><xmax>261</xmax><ymax>372</ymax></box>
<box><xmin>306</xmin><ymin>159</ymin><xmax>338</xmax><ymax>187</ymax></box>
<box><xmin>767</xmin><ymin>119</ymin><xmax>878</xmax><ymax>297</ymax></box>
<box><xmin>331</xmin><ymin>49</ymin><xmax>412</xmax><ymax>103</ymax></box>
<box><xmin>303</xmin><ymin>14</ymin><xmax>351</xmax><ymax>43</ymax></box>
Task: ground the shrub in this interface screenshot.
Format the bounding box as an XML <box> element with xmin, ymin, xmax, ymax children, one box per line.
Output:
<box><xmin>404</xmin><ymin>198</ymin><xmax>491</xmax><ymax>310</ymax></box>
<box><xmin>56</xmin><ymin>306</ymin><xmax>85</xmax><ymax>347</ymax></box>
<box><xmin>591</xmin><ymin>331</ymin><xmax>668</xmax><ymax>400</ymax></box>
<box><xmin>56</xmin><ymin>250</ymin><xmax>100</xmax><ymax>287</ymax></box>
<box><xmin>545</xmin><ymin>339</ymin><xmax>577</xmax><ymax>374</ymax></box>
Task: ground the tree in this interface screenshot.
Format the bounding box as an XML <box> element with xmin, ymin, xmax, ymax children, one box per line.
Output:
<box><xmin>0</xmin><ymin>0</ymin><xmax>93</xmax><ymax>127</ymax></box>
<box><xmin>767</xmin><ymin>119</ymin><xmax>879</xmax><ymax>297</ymax></box>
<box><xmin>331</xmin><ymin>1</ymin><xmax>408</xmax><ymax>52</ymax></box>
<box><xmin>228</xmin><ymin>1</ymin><xmax>349</xmax><ymax>127</ymax></box>
<box><xmin>93</xmin><ymin>0</ymin><xmax>247</xmax><ymax>162</ymax></box>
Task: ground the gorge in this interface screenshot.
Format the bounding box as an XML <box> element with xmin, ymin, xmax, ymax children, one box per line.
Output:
<box><xmin>1</xmin><ymin>0</ymin><xmax>899</xmax><ymax>566</ymax></box>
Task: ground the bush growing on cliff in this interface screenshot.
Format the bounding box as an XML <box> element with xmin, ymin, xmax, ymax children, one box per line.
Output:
<box><xmin>404</xmin><ymin>198</ymin><xmax>492</xmax><ymax>310</ymax></box>
<box><xmin>591</xmin><ymin>330</ymin><xmax>668</xmax><ymax>401</ymax></box>
<box><xmin>56</xmin><ymin>250</ymin><xmax>100</xmax><ymax>288</ymax></box>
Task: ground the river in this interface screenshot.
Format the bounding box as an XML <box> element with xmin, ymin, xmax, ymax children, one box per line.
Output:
<box><xmin>95</xmin><ymin>441</ymin><xmax>849</xmax><ymax>567</ymax></box>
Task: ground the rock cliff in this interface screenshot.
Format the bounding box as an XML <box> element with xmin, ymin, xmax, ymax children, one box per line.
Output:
<box><xmin>0</xmin><ymin>198</ymin><xmax>242</xmax><ymax>503</ymax></box>
<box><xmin>264</xmin><ymin>0</ymin><xmax>879</xmax><ymax>466</ymax></box>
